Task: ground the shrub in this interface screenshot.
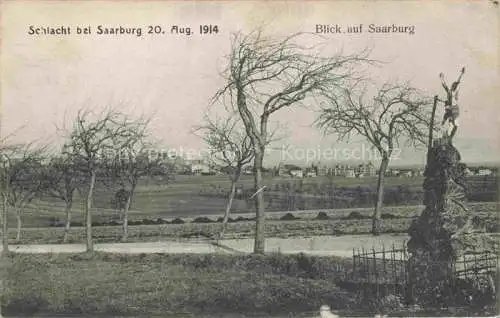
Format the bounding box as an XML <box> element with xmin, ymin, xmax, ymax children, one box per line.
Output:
<box><xmin>381</xmin><ymin>213</ymin><xmax>397</xmax><ymax>219</ymax></box>
<box><xmin>179</xmin><ymin>231</ymin><xmax>212</xmax><ymax>239</ymax></box>
<box><xmin>315</xmin><ymin>212</ymin><xmax>330</xmax><ymax>220</ymax></box>
<box><xmin>216</xmin><ymin>217</ymin><xmax>235</xmax><ymax>223</ymax></box>
<box><xmin>47</xmin><ymin>217</ymin><xmax>66</xmax><ymax>227</ymax></box>
<box><xmin>192</xmin><ymin>216</ymin><xmax>215</xmax><ymax>224</ymax></box>
<box><xmin>345</xmin><ymin>211</ymin><xmax>366</xmax><ymax>220</ymax></box>
<box><xmin>156</xmin><ymin>218</ymin><xmax>168</xmax><ymax>224</ymax></box>
<box><xmin>486</xmin><ymin>222</ymin><xmax>498</xmax><ymax>233</ymax></box>
<box><xmin>171</xmin><ymin>218</ymin><xmax>185</xmax><ymax>224</ymax></box>
<box><xmin>235</xmin><ymin>216</ymin><xmax>254</xmax><ymax>222</ymax></box>
<box><xmin>280</xmin><ymin>213</ymin><xmax>297</xmax><ymax>221</ymax></box>
<box><xmin>142</xmin><ymin>218</ymin><xmax>155</xmax><ymax>225</ymax></box>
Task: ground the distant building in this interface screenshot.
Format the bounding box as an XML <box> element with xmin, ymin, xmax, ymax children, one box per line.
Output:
<box><xmin>477</xmin><ymin>169</ymin><xmax>493</xmax><ymax>176</ymax></box>
<box><xmin>277</xmin><ymin>162</ymin><xmax>288</xmax><ymax>177</ymax></box>
<box><xmin>355</xmin><ymin>162</ymin><xmax>376</xmax><ymax>177</ymax></box>
<box><xmin>387</xmin><ymin>169</ymin><xmax>400</xmax><ymax>177</ymax></box>
<box><xmin>290</xmin><ymin>168</ymin><xmax>304</xmax><ymax>178</ymax></box>
<box><xmin>317</xmin><ymin>165</ymin><xmax>328</xmax><ymax>176</ymax></box>
<box><xmin>331</xmin><ymin>163</ymin><xmax>376</xmax><ymax>178</ymax></box>
<box><xmin>305</xmin><ymin>167</ymin><xmax>317</xmax><ymax>178</ymax></box>
<box><xmin>345</xmin><ymin>169</ymin><xmax>356</xmax><ymax>178</ymax></box>
<box><xmin>463</xmin><ymin>167</ymin><xmax>474</xmax><ymax>176</ymax></box>
<box><xmin>187</xmin><ymin>159</ymin><xmax>211</xmax><ymax>175</ymax></box>
<box><xmin>403</xmin><ymin>170</ymin><xmax>413</xmax><ymax>178</ymax></box>
<box><xmin>277</xmin><ymin>162</ymin><xmax>305</xmax><ymax>178</ymax></box>
<box><xmin>334</xmin><ymin>164</ymin><xmax>352</xmax><ymax>177</ymax></box>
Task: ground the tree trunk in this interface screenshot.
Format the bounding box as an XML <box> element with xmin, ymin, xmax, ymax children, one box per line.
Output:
<box><xmin>373</xmin><ymin>156</ymin><xmax>389</xmax><ymax>235</ymax></box>
<box><xmin>253</xmin><ymin>150</ymin><xmax>266</xmax><ymax>254</ymax></box>
<box><xmin>220</xmin><ymin>177</ymin><xmax>238</xmax><ymax>240</ymax></box>
<box><xmin>1</xmin><ymin>195</ymin><xmax>8</xmax><ymax>255</ymax></box>
<box><xmin>122</xmin><ymin>195</ymin><xmax>132</xmax><ymax>242</ymax></box>
<box><xmin>63</xmin><ymin>199</ymin><xmax>73</xmax><ymax>243</ymax></box>
<box><xmin>86</xmin><ymin>171</ymin><xmax>96</xmax><ymax>252</ymax></box>
<box><xmin>0</xmin><ymin>264</ymin><xmax>3</xmax><ymax>318</ymax></box>
<box><xmin>15</xmin><ymin>208</ymin><xmax>21</xmax><ymax>243</ymax></box>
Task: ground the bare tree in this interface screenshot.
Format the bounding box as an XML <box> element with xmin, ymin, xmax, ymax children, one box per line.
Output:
<box><xmin>0</xmin><ymin>147</ymin><xmax>9</xmax><ymax>318</ymax></box>
<box><xmin>196</xmin><ymin>113</ymin><xmax>254</xmax><ymax>239</ymax></box>
<box><xmin>0</xmin><ymin>144</ymin><xmax>18</xmax><ymax>254</ymax></box>
<box><xmin>316</xmin><ymin>82</ymin><xmax>431</xmax><ymax>235</ymax></box>
<box><xmin>105</xmin><ymin>128</ymin><xmax>171</xmax><ymax>242</ymax></box>
<box><xmin>215</xmin><ymin>30</ymin><xmax>371</xmax><ymax>253</ymax></box>
<box><xmin>67</xmin><ymin>108</ymin><xmax>143</xmax><ymax>252</ymax></box>
<box><xmin>43</xmin><ymin>150</ymin><xmax>79</xmax><ymax>243</ymax></box>
<box><xmin>1</xmin><ymin>143</ymin><xmax>47</xmax><ymax>242</ymax></box>
<box><xmin>0</xmin><ymin>126</ymin><xmax>27</xmax><ymax>256</ymax></box>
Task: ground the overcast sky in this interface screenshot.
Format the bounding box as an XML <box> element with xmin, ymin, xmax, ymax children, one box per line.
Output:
<box><xmin>1</xmin><ymin>1</ymin><xmax>498</xmax><ymax>167</ymax></box>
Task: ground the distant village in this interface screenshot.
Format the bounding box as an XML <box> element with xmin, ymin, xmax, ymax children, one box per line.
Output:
<box><xmin>167</xmin><ymin>155</ymin><xmax>497</xmax><ymax>179</ymax></box>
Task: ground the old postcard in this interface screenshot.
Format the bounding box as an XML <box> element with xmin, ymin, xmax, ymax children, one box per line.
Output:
<box><xmin>0</xmin><ymin>0</ymin><xmax>498</xmax><ymax>317</ymax></box>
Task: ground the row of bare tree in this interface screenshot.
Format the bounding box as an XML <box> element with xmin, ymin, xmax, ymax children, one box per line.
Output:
<box><xmin>200</xmin><ymin>30</ymin><xmax>433</xmax><ymax>253</ymax></box>
<box><xmin>0</xmin><ymin>109</ymin><xmax>170</xmax><ymax>254</ymax></box>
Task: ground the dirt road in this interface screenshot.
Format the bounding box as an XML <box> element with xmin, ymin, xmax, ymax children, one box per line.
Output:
<box><xmin>0</xmin><ymin>234</ymin><xmax>409</xmax><ymax>257</ymax></box>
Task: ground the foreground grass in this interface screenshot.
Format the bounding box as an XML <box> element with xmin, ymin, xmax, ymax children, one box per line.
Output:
<box><xmin>2</xmin><ymin>252</ymin><xmax>355</xmax><ymax>317</ymax></box>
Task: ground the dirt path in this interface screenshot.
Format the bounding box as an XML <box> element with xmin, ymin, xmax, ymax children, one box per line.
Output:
<box><xmin>0</xmin><ymin>234</ymin><xmax>408</xmax><ymax>257</ymax></box>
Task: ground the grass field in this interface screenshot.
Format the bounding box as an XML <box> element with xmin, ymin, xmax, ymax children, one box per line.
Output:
<box><xmin>13</xmin><ymin>174</ymin><xmax>497</xmax><ymax>228</ymax></box>
<box><xmin>2</xmin><ymin>252</ymin><xmax>355</xmax><ymax>317</ymax></box>
<box><xmin>3</xmin><ymin>252</ymin><xmax>496</xmax><ymax>317</ymax></box>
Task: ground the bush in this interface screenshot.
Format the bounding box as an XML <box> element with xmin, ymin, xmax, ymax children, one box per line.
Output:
<box><xmin>142</xmin><ymin>218</ymin><xmax>156</xmax><ymax>225</ymax></box>
<box><xmin>381</xmin><ymin>213</ymin><xmax>397</xmax><ymax>219</ymax></box>
<box><xmin>192</xmin><ymin>216</ymin><xmax>215</xmax><ymax>223</ymax></box>
<box><xmin>345</xmin><ymin>211</ymin><xmax>366</xmax><ymax>220</ymax></box>
<box><xmin>179</xmin><ymin>231</ymin><xmax>212</xmax><ymax>239</ymax></box>
<box><xmin>47</xmin><ymin>217</ymin><xmax>65</xmax><ymax>227</ymax></box>
<box><xmin>315</xmin><ymin>212</ymin><xmax>330</xmax><ymax>220</ymax></box>
<box><xmin>280</xmin><ymin>213</ymin><xmax>298</xmax><ymax>221</ymax></box>
<box><xmin>235</xmin><ymin>216</ymin><xmax>254</xmax><ymax>222</ymax></box>
<box><xmin>486</xmin><ymin>222</ymin><xmax>498</xmax><ymax>233</ymax></box>
<box><xmin>156</xmin><ymin>218</ymin><xmax>169</xmax><ymax>224</ymax></box>
<box><xmin>216</xmin><ymin>217</ymin><xmax>235</xmax><ymax>223</ymax></box>
<box><xmin>171</xmin><ymin>218</ymin><xmax>185</xmax><ymax>224</ymax></box>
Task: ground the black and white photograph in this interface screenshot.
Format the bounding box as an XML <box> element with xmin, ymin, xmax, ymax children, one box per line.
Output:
<box><xmin>0</xmin><ymin>1</ymin><xmax>498</xmax><ymax>317</ymax></box>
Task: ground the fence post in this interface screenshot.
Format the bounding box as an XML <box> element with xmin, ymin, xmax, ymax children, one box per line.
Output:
<box><xmin>403</xmin><ymin>241</ymin><xmax>411</xmax><ymax>306</ymax></box>
<box><xmin>473</xmin><ymin>252</ymin><xmax>478</xmax><ymax>278</ymax></box>
<box><xmin>382</xmin><ymin>245</ymin><xmax>386</xmax><ymax>276</ymax></box>
<box><xmin>463</xmin><ymin>254</ymin><xmax>467</xmax><ymax>280</ymax></box>
<box><xmin>362</xmin><ymin>247</ymin><xmax>367</xmax><ymax>279</ymax></box>
<box><xmin>373</xmin><ymin>247</ymin><xmax>379</xmax><ymax>300</ymax></box>
<box><xmin>381</xmin><ymin>244</ymin><xmax>386</xmax><ymax>298</ymax></box>
<box><xmin>352</xmin><ymin>248</ymin><xmax>356</xmax><ymax>280</ymax></box>
<box><xmin>392</xmin><ymin>244</ymin><xmax>397</xmax><ymax>296</ymax></box>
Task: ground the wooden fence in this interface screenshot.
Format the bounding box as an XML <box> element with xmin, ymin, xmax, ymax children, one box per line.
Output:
<box><xmin>350</xmin><ymin>243</ymin><xmax>499</xmax><ymax>305</ymax></box>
